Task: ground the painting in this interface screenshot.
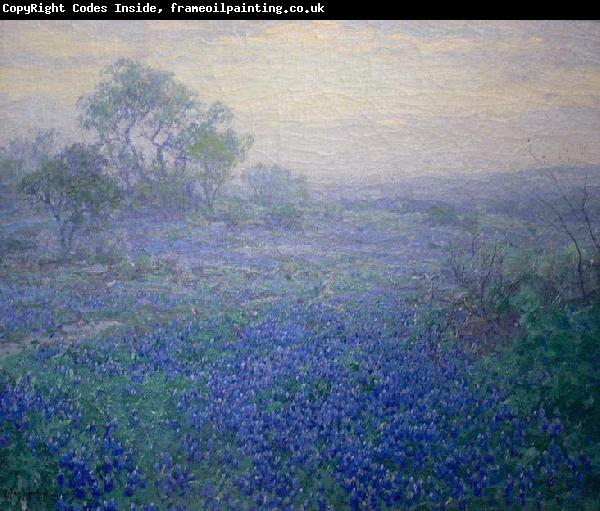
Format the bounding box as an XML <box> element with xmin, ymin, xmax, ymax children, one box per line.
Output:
<box><xmin>0</xmin><ymin>20</ymin><xmax>598</xmax><ymax>511</ymax></box>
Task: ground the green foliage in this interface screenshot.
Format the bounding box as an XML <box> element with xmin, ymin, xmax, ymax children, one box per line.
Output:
<box><xmin>444</xmin><ymin>238</ymin><xmax>525</xmax><ymax>321</ymax></box>
<box><xmin>264</xmin><ymin>202</ymin><xmax>304</xmax><ymax>230</ymax></box>
<box><xmin>243</xmin><ymin>163</ymin><xmax>308</xmax><ymax>207</ymax></box>
<box><xmin>442</xmin><ymin>226</ymin><xmax>599</xmax><ymax>325</ymax></box>
<box><xmin>484</xmin><ymin>299</ymin><xmax>600</xmax><ymax>499</ymax></box>
<box><xmin>509</xmin><ymin>298</ymin><xmax>600</xmax><ymax>431</ymax></box>
<box><xmin>78</xmin><ymin>59</ymin><xmax>199</xmax><ymax>195</ymax></box>
<box><xmin>18</xmin><ymin>143</ymin><xmax>121</xmax><ymax>250</ymax></box>
<box><xmin>133</xmin><ymin>177</ymin><xmax>195</xmax><ymax>217</ymax></box>
<box><xmin>0</xmin><ymin>430</ymin><xmax>59</xmax><ymax>511</ymax></box>
<box><xmin>439</xmin><ymin>228</ymin><xmax>599</xmax><ymax>500</ymax></box>
<box><xmin>188</xmin><ymin>128</ymin><xmax>253</xmax><ymax>213</ymax></box>
<box><xmin>0</xmin><ymin>129</ymin><xmax>56</xmax><ymax>183</ymax></box>
<box><xmin>0</xmin><ymin>130</ymin><xmax>56</xmax><ymax>209</ymax></box>
<box><xmin>0</xmin><ymin>373</ymin><xmax>60</xmax><ymax>511</ymax></box>
<box><xmin>427</xmin><ymin>204</ymin><xmax>460</xmax><ymax>226</ymax></box>
<box><xmin>116</xmin><ymin>252</ymin><xmax>164</xmax><ymax>281</ymax></box>
<box><xmin>241</xmin><ymin>164</ymin><xmax>308</xmax><ymax>230</ymax></box>
<box><xmin>79</xmin><ymin>232</ymin><xmax>129</xmax><ymax>267</ymax></box>
<box><xmin>78</xmin><ymin>58</ymin><xmax>247</xmax><ymax>209</ymax></box>
<box><xmin>439</xmin><ymin>219</ymin><xmax>600</xmax><ymax>501</ymax></box>
<box><xmin>217</xmin><ymin>196</ymin><xmax>252</xmax><ymax>228</ymax></box>
<box><xmin>536</xmin><ymin>244</ymin><xmax>598</xmax><ymax>301</ymax></box>
<box><xmin>189</xmin><ymin>129</ymin><xmax>238</xmax><ymax>166</ymax></box>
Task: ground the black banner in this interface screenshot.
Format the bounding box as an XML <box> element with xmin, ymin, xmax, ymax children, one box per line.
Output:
<box><xmin>0</xmin><ymin>1</ymin><xmax>594</xmax><ymax>20</ymax></box>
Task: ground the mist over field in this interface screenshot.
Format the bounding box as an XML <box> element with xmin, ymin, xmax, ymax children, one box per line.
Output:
<box><xmin>0</xmin><ymin>20</ymin><xmax>599</xmax><ymax>511</ymax></box>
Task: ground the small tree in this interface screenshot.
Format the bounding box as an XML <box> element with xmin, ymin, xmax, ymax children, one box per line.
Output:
<box><xmin>242</xmin><ymin>164</ymin><xmax>308</xmax><ymax>230</ymax></box>
<box><xmin>188</xmin><ymin>128</ymin><xmax>252</xmax><ymax>214</ymax></box>
<box><xmin>19</xmin><ymin>143</ymin><xmax>121</xmax><ymax>251</ymax></box>
<box><xmin>521</xmin><ymin>138</ymin><xmax>600</xmax><ymax>300</ymax></box>
<box><xmin>530</xmin><ymin>170</ymin><xmax>600</xmax><ymax>300</ymax></box>
<box><xmin>243</xmin><ymin>163</ymin><xmax>307</xmax><ymax>207</ymax></box>
<box><xmin>0</xmin><ymin>129</ymin><xmax>56</xmax><ymax>206</ymax></box>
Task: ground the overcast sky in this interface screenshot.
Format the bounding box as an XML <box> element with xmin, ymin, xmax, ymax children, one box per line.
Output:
<box><xmin>1</xmin><ymin>20</ymin><xmax>599</xmax><ymax>180</ymax></box>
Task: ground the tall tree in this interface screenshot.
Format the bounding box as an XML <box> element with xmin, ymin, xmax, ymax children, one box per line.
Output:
<box><xmin>78</xmin><ymin>59</ymin><xmax>226</xmax><ymax>195</ymax></box>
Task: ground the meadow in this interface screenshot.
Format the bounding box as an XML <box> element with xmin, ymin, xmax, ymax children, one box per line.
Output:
<box><xmin>1</xmin><ymin>166</ymin><xmax>599</xmax><ymax>511</ymax></box>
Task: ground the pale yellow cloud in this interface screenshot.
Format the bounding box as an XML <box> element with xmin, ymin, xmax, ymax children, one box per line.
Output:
<box><xmin>146</xmin><ymin>20</ymin><xmax>209</xmax><ymax>32</ymax></box>
<box><xmin>0</xmin><ymin>21</ymin><xmax>129</xmax><ymax>59</ymax></box>
<box><xmin>154</xmin><ymin>21</ymin><xmax>599</xmax><ymax>131</ymax></box>
<box><xmin>0</xmin><ymin>64</ymin><xmax>101</xmax><ymax>100</ymax></box>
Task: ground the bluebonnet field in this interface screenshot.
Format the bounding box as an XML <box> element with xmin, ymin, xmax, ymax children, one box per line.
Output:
<box><xmin>0</xmin><ymin>292</ymin><xmax>591</xmax><ymax>511</ymax></box>
<box><xmin>2</xmin><ymin>182</ymin><xmax>600</xmax><ymax>511</ymax></box>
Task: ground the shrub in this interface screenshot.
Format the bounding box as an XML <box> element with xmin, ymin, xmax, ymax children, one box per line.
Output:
<box><xmin>133</xmin><ymin>177</ymin><xmax>194</xmax><ymax>217</ymax></box>
<box><xmin>18</xmin><ymin>143</ymin><xmax>121</xmax><ymax>251</ymax></box>
<box><xmin>185</xmin><ymin>211</ymin><xmax>209</xmax><ymax>228</ymax></box>
<box><xmin>242</xmin><ymin>164</ymin><xmax>308</xmax><ymax>230</ymax></box>
<box><xmin>427</xmin><ymin>204</ymin><xmax>460</xmax><ymax>226</ymax></box>
<box><xmin>0</xmin><ymin>129</ymin><xmax>56</xmax><ymax>209</ymax></box>
<box><xmin>487</xmin><ymin>298</ymin><xmax>600</xmax><ymax>498</ymax></box>
<box><xmin>217</xmin><ymin>197</ymin><xmax>250</xmax><ymax>228</ymax></box>
<box><xmin>508</xmin><ymin>297</ymin><xmax>600</xmax><ymax>427</ymax></box>
<box><xmin>264</xmin><ymin>203</ymin><xmax>304</xmax><ymax>230</ymax></box>
<box><xmin>432</xmin><ymin>200</ymin><xmax>600</xmax><ymax>500</ymax></box>
<box><xmin>79</xmin><ymin>233</ymin><xmax>129</xmax><ymax>267</ymax></box>
<box><xmin>442</xmin><ymin>236</ymin><xmax>526</xmax><ymax>322</ymax></box>
<box><xmin>243</xmin><ymin>164</ymin><xmax>308</xmax><ymax>207</ymax></box>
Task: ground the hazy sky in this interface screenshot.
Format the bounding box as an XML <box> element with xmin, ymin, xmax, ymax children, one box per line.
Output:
<box><xmin>1</xmin><ymin>20</ymin><xmax>599</xmax><ymax>179</ymax></box>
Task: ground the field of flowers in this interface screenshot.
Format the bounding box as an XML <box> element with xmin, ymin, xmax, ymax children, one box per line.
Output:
<box><xmin>0</xmin><ymin>209</ymin><xmax>436</xmax><ymax>351</ymax></box>
<box><xmin>0</xmin><ymin>292</ymin><xmax>590</xmax><ymax>511</ymax></box>
<box><xmin>2</xmin><ymin>191</ymin><xmax>598</xmax><ymax>511</ymax></box>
